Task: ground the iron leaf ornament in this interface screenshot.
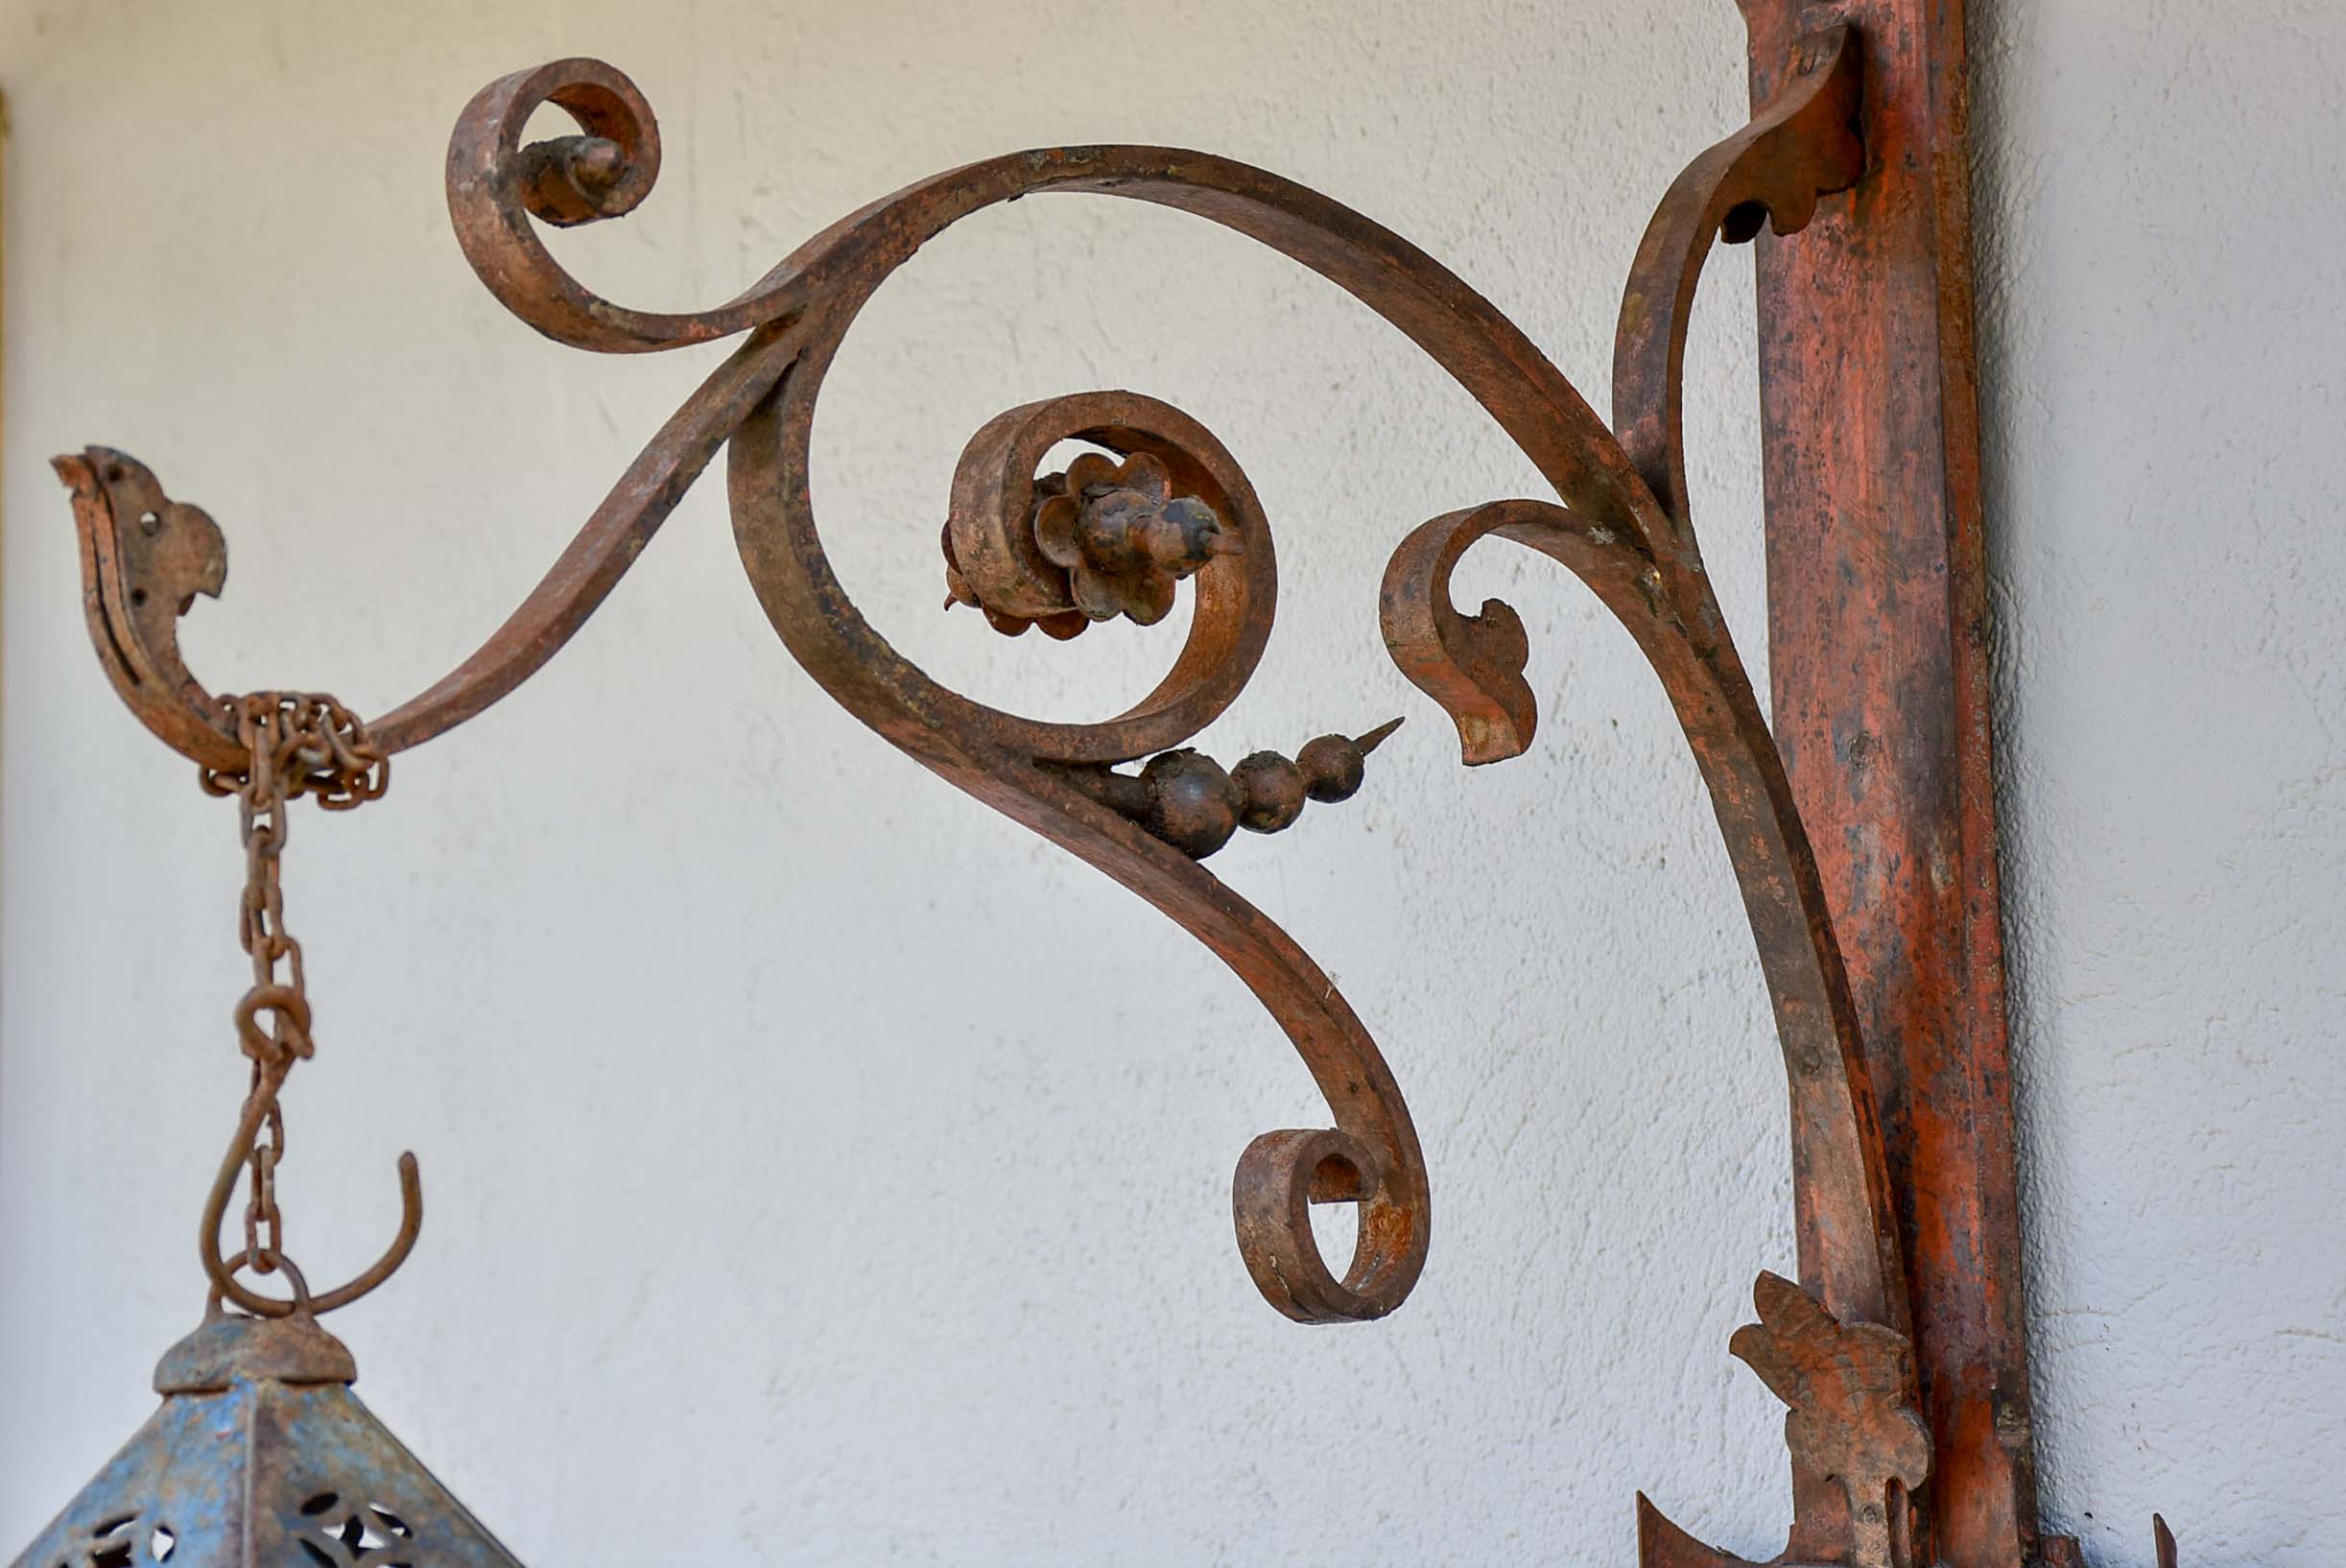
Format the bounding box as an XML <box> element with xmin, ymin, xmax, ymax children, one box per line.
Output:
<box><xmin>1732</xmin><ymin>1271</ymin><xmax>1932</xmax><ymax>1568</ymax></box>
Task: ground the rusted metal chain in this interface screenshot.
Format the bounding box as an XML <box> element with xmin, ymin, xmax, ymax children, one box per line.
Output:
<box><xmin>193</xmin><ymin>694</ymin><xmax>416</xmax><ymax>1317</ymax></box>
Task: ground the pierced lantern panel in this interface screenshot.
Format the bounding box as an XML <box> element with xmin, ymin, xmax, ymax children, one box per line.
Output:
<box><xmin>10</xmin><ymin>1310</ymin><xmax>523</xmax><ymax>1568</ymax></box>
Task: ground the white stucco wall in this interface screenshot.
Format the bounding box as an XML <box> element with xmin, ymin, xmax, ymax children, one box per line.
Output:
<box><xmin>0</xmin><ymin>3</ymin><xmax>2336</xmax><ymax>1566</ymax></box>
<box><xmin>1971</xmin><ymin>4</ymin><xmax>2346</xmax><ymax>1564</ymax></box>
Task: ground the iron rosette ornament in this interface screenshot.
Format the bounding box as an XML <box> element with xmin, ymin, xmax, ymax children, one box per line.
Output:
<box><xmin>42</xmin><ymin>32</ymin><xmax>1963</xmax><ymax>1567</ymax></box>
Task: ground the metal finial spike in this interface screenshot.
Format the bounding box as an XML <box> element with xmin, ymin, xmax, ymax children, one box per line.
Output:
<box><xmin>1355</xmin><ymin>716</ymin><xmax>1405</xmax><ymax>754</ymax></box>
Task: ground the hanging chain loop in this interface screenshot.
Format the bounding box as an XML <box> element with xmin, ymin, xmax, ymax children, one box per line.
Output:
<box><xmin>201</xmin><ymin>693</ymin><xmax>389</xmax><ymax>1278</ymax></box>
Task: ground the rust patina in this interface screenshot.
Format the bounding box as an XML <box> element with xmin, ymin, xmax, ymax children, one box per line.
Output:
<box><xmin>24</xmin><ymin>6</ymin><xmax>2165</xmax><ymax>1565</ymax></box>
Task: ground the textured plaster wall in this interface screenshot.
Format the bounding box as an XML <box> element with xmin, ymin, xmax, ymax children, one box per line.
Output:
<box><xmin>0</xmin><ymin>2</ymin><xmax>2335</xmax><ymax>1566</ymax></box>
<box><xmin>1971</xmin><ymin>3</ymin><xmax>2346</xmax><ymax>1564</ymax></box>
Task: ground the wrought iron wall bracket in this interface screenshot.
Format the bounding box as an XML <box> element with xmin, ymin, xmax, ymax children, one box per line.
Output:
<box><xmin>40</xmin><ymin>5</ymin><xmax>2168</xmax><ymax>1566</ymax></box>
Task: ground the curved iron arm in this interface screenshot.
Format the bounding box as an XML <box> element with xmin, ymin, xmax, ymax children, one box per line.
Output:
<box><xmin>58</xmin><ymin>25</ymin><xmax>1929</xmax><ymax>1564</ymax></box>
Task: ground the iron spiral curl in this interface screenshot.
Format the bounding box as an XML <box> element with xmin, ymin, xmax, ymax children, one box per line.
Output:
<box><xmin>443</xmin><ymin>59</ymin><xmax>1454</xmax><ymax>1320</ymax></box>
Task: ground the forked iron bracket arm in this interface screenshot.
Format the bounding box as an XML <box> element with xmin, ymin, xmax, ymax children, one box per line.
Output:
<box><xmin>50</xmin><ymin>11</ymin><xmax>2142</xmax><ymax>1567</ymax></box>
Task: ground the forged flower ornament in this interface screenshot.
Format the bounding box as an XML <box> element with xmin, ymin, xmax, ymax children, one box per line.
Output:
<box><xmin>1038</xmin><ymin>451</ymin><xmax>1237</xmax><ymax>624</ymax></box>
<box><xmin>944</xmin><ymin>449</ymin><xmax>1239</xmax><ymax>636</ymax></box>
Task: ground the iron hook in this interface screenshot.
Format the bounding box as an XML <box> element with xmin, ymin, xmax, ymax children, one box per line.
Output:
<box><xmin>198</xmin><ymin>1064</ymin><xmax>423</xmax><ymax>1319</ymax></box>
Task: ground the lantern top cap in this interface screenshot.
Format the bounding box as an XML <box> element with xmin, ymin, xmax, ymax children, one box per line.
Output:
<box><xmin>153</xmin><ymin>1306</ymin><xmax>359</xmax><ymax>1393</ymax></box>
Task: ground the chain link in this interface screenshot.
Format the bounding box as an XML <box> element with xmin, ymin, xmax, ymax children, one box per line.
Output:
<box><xmin>201</xmin><ymin>693</ymin><xmax>388</xmax><ymax>1275</ymax></box>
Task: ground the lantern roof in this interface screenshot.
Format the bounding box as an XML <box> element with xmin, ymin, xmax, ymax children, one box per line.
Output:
<box><xmin>10</xmin><ymin>1310</ymin><xmax>525</xmax><ymax>1568</ymax></box>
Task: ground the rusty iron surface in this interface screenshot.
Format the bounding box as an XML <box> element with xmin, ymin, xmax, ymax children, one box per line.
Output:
<box><xmin>1733</xmin><ymin>1272</ymin><xmax>1933</xmax><ymax>1568</ymax></box>
<box><xmin>153</xmin><ymin>1303</ymin><xmax>358</xmax><ymax>1395</ymax></box>
<box><xmin>1638</xmin><ymin>1272</ymin><xmax>1932</xmax><ymax>1568</ymax></box>
<box><xmin>194</xmin><ymin>694</ymin><xmax>413</xmax><ymax>1321</ymax></box>
<box><xmin>31</xmin><ymin>11</ymin><xmax>2117</xmax><ymax>1566</ymax></box>
<box><xmin>944</xmin><ymin>440</ymin><xmax>1239</xmax><ymax>635</ymax></box>
<box><xmin>1738</xmin><ymin>1</ymin><xmax>2068</xmax><ymax>1564</ymax></box>
<box><xmin>1053</xmin><ymin>720</ymin><xmax>1402</xmax><ymax>860</ymax></box>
